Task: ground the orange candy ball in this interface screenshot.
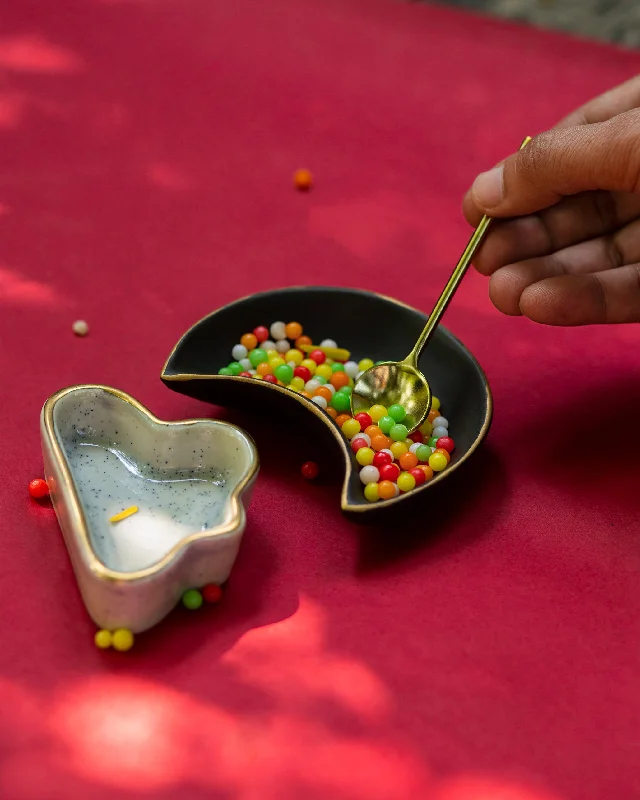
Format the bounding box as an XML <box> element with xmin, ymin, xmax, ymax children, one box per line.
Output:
<box><xmin>241</xmin><ymin>332</ymin><xmax>258</xmax><ymax>350</ymax></box>
<box><xmin>399</xmin><ymin>452</ymin><xmax>419</xmax><ymax>471</ymax></box>
<box><xmin>326</xmin><ymin>407</ymin><xmax>338</xmax><ymax>419</ymax></box>
<box><xmin>285</xmin><ymin>321</ymin><xmax>303</xmax><ymax>340</ymax></box>
<box><xmin>314</xmin><ymin>386</ymin><xmax>332</xmax><ymax>402</ymax></box>
<box><xmin>418</xmin><ymin>465</ymin><xmax>434</xmax><ymax>480</ymax></box>
<box><xmin>370</xmin><ymin>434</ymin><xmax>392</xmax><ymax>452</ymax></box>
<box><xmin>296</xmin><ymin>335</ymin><xmax>312</xmax><ymax>349</ymax></box>
<box><xmin>335</xmin><ymin>414</ymin><xmax>352</xmax><ymax>427</ymax></box>
<box><xmin>364</xmin><ymin>425</ymin><xmax>381</xmax><ymax>439</ymax></box>
<box><xmin>294</xmin><ymin>168</ymin><xmax>313</xmax><ymax>191</ymax></box>
<box><xmin>378</xmin><ymin>481</ymin><xmax>397</xmax><ymax>500</ymax></box>
<box><xmin>330</xmin><ymin>371</ymin><xmax>350</xmax><ymax>390</ymax></box>
<box><xmin>257</xmin><ymin>362</ymin><xmax>273</xmax><ymax>377</ymax></box>
<box><xmin>427</xmin><ymin>408</ymin><xmax>440</xmax><ymax>424</ymax></box>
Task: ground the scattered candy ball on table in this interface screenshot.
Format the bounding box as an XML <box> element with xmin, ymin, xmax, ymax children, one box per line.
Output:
<box><xmin>202</xmin><ymin>584</ymin><xmax>223</xmax><ymax>604</ymax></box>
<box><xmin>112</xmin><ymin>628</ymin><xmax>135</xmax><ymax>652</ymax></box>
<box><xmin>94</xmin><ymin>629</ymin><xmax>113</xmax><ymax>649</ymax></box>
<box><xmin>29</xmin><ymin>478</ymin><xmax>50</xmax><ymax>499</ymax></box>
<box><xmin>182</xmin><ymin>588</ymin><xmax>203</xmax><ymax>610</ymax></box>
<box><xmin>293</xmin><ymin>169</ymin><xmax>313</xmax><ymax>191</ymax></box>
<box><xmin>218</xmin><ymin>322</ymin><xmax>456</xmax><ymax>501</ymax></box>
<box><xmin>72</xmin><ymin>319</ymin><xmax>89</xmax><ymax>336</ymax></box>
<box><xmin>301</xmin><ymin>461</ymin><xmax>319</xmax><ymax>480</ymax></box>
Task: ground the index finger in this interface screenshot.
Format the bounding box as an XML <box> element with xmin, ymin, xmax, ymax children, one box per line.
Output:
<box><xmin>556</xmin><ymin>74</ymin><xmax>640</xmax><ymax>128</ymax></box>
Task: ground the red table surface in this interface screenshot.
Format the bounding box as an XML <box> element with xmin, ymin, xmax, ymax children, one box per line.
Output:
<box><xmin>1</xmin><ymin>1</ymin><xmax>640</xmax><ymax>798</ymax></box>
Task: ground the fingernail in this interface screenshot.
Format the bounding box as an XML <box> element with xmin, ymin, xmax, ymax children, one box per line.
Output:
<box><xmin>472</xmin><ymin>166</ymin><xmax>504</xmax><ymax>209</ymax></box>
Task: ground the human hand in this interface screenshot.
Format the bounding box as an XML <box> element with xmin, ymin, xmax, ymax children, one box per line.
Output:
<box><xmin>464</xmin><ymin>76</ymin><xmax>640</xmax><ymax>325</ymax></box>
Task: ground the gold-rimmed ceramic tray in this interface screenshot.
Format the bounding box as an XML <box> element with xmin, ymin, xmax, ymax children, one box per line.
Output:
<box><xmin>161</xmin><ymin>287</ymin><xmax>491</xmax><ymax>522</ymax></box>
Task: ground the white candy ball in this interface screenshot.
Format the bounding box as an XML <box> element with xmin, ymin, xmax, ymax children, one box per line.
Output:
<box><xmin>232</xmin><ymin>344</ymin><xmax>248</xmax><ymax>361</ymax></box>
<box><xmin>262</xmin><ymin>340</ymin><xmax>277</xmax><ymax>351</ymax></box>
<box><xmin>409</xmin><ymin>442</ymin><xmax>422</xmax><ymax>455</ymax></box>
<box><xmin>352</xmin><ymin>433</ymin><xmax>371</xmax><ymax>447</ymax></box>
<box><xmin>391</xmin><ymin>483</ymin><xmax>400</xmax><ymax>497</ymax></box>
<box><xmin>312</xmin><ymin>395</ymin><xmax>328</xmax><ymax>409</ymax></box>
<box><xmin>433</xmin><ymin>416</ymin><xmax>448</xmax><ymax>429</ymax></box>
<box><xmin>320</xmin><ymin>338</ymin><xmax>337</xmax><ymax>348</ymax></box>
<box><xmin>276</xmin><ymin>339</ymin><xmax>290</xmax><ymax>353</ymax></box>
<box><xmin>239</xmin><ymin>358</ymin><xmax>251</xmax><ymax>370</ymax></box>
<box><xmin>325</xmin><ymin>383</ymin><xmax>335</xmax><ymax>395</ymax></box>
<box><xmin>72</xmin><ymin>320</ymin><xmax>89</xmax><ymax>336</ymax></box>
<box><xmin>270</xmin><ymin>321</ymin><xmax>286</xmax><ymax>340</ymax></box>
<box><xmin>433</xmin><ymin>426</ymin><xmax>449</xmax><ymax>439</ymax></box>
<box><xmin>359</xmin><ymin>466</ymin><xmax>380</xmax><ymax>485</ymax></box>
<box><xmin>305</xmin><ymin>380</ymin><xmax>320</xmax><ymax>393</ymax></box>
<box><xmin>287</xmin><ymin>361</ymin><xmax>297</xmax><ymax>368</ymax></box>
<box><xmin>344</xmin><ymin>361</ymin><xmax>359</xmax><ymax>378</ymax></box>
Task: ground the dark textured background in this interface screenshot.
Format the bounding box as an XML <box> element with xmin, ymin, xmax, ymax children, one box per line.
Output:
<box><xmin>434</xmin><ymin>0</ymin><xmax>640</xmax><ymax>47</ymax></box>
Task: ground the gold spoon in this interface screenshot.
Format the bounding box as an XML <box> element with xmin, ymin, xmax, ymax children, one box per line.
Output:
<box><xmin>351</xmin><ymin>136</ymin><xmax>532</xmax><ymax>433</ymax></box>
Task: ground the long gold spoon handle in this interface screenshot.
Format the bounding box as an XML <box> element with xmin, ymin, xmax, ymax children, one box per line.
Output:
<box><xmin>405</xmin><ymin>135</ymin><xmax>532</xmax><ymax>365</ymax></box>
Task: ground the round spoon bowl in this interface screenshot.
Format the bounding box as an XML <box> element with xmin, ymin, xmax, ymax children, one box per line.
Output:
<box><xmin>161</xmin><ymin>286</ymin><xmax>492</xmax><ymax>521</ymax></box>
<box><xmin>352</xmin><ymin>362</ymin><xmax>431</xmax><ymax>432</ymax></box>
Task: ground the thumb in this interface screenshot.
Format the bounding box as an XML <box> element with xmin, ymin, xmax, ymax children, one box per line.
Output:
<box><xmin>470</xmin><ymin>109</ymin><xmax>640</xmax><ymax>218</ymax></box>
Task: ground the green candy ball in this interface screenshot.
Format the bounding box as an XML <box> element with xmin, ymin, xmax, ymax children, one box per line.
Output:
<box><xmin>428</xmin><ymin>436</ymin><xmax>439</xmax><ymax>448</ymax></box>
<box><xmin>331</xmin><ymin>392</ymin><xmax>351</xmax><ymax>413</ymax></box>
<box><xmin>218</xmin><ymin>367</ymin><xmax>233</xmax><ymax>376</ymax></box>
<box><xmin>416</xmin><ymin>444</ymin><xmax>432</xmax><ymax>462</ymax></box>
<box><xmin>378</xmin><ymin>415</ymin><xmax>395</xmax><ymax>435</ymax></box>
<box><xmin>249</xmin><ymin>348</ymin><xmax>268</xmax><ymax>367</ymax></box>
<box><xmin>338</xmin><ymin>385</ymin><xmax>353</xmax><ymax>396</ymax></box>
<box><xmin>331</xmin><ymin>363</ymin><xmax>345</xmax><ymax>373</ymax></box>
<box><xmin>388</xmin><ymin>404</ymin><xmax>406</xmax><ymax>422</ymax></box>
<box><xmin>182</xmin><ymin>589</ymin><xmax>203</xmax><ymax>610</ymax></box>
<box><xmin>315</xmin><ymin>375</ymin><xmax>328</xmax><ymax>385</ymax></box>
<box><xmin>227</xmin><ymin>362</ymin><xmax>243</xmax><ymax>375</ymax></box>
<box><xmin>274</xmin><ymin>364</ymin><xmax>294</xmax><ymax>384</ymax></box>
<box><xmin>390</xmin><ymin>423</ymin><xmax>408</xmax><ymax>442</ymax></box>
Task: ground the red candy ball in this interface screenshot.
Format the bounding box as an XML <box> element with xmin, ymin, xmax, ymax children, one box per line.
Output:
<box><xmin>351</xmin><ymin>437</ymin><xmax>369</xmax><ymax>453</ymax></box>
<box><xmin>29</xmin><ymin>478</ymin><xmax>50</xmax><ymax>499</ymax></box>
<box><xmin>294</xmin><ymin>366</ymin><xmax>312</xmax><ymax>383</ymax></box>
<box><xmin>309</xmin><ymin>349</ymin><xmax>326</xmax><ymax>365</ymax></box>
<box><xmin>409</xmin><ymin>467</ymin><xmax>426</xmax><ymax>486</ymax></box>
<box><xmin>263</xmin><ymin>374</ymin><xmax>278</xmax><ymax>384</ymax></box>
<box><xmin>301</xmin><ymin>461</ymin><xmax>319</xmax><ymax>479</ymax></box>
<box><xmin>202</xmin><ymin>584</ymin><xmax>223</xmax><ymax>603</ymax></box>
<box><xmin>408</xmin><ymin>430</ymin><xmax>424</xmax><ymax>444</ymax></box>
<box><xmin>253</xmin><ymin>326</ymin><xmax>269</xmax><ymax>342</ymax></box>
<box><xmin>354</xmin><ymin>412</ymin><xmax>372</xmax><ymax>431</ymax></box>
<box><xmin>373</xmin><ymin>451</ymin><xmax>393</xmax><ymax>468</ymax></box>
<box><xmin>436</xmin><ymin>437</ymin><xmax>455</xmax><ymax>453</ymax></box>
<box><xmin>378</xmin><ymin>463</ymin><xmax>400</xmax><ymax>482</ymax></box>
<box><xmin>239</xmin><ymin>371</ymin><xmax>252</xmax><ymax>377</ymax></box>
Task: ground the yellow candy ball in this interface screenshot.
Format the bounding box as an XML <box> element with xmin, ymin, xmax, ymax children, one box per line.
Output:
<box><xmin>94</xmin><ymin>629</ymin><xmax>112</xmax><ymax>649</ymax></box>
<box><xmin>419</xmin><ymin>420</ymin><xmax>434</xmax><ymax>437</ymax></box>
<box><xmin>300</xmin><ymin>358</ymin><xmax>317</xmax><ymax>374</ymax></box>
<box><xmin>269</xmin><ymin>356</ymin><xmax>286</xmax><ymax>369</ymax></box>
<box><xmin>356</xmin><ymin>446</ymin><xmax>375</xmax><ymax>466</ymax></box>
<box><xmin>315</xmin><ymin>363</ymin><xmax>332</xmax><ymax>380</ymax></box>
<box><xmin>290</xmin><ymin>376</ymin><xmax>305</xmax><ymax>390</ymax></box>
<box><xmin>390</xmin><ymin>441</ymin><xmax>408</xmax><ymax>459</ymax></box>
<box><xmin>358</xmin><ymin>358</ymin><xmax>374</xmax><ymax>372</ymax></box>
<box><xmin>369</xmin><ymin>404</ymin><xmax>388</xmax><ymax>423</ymax></box>
<box><xmin>364</xmin><ymin>482</ymin><xmax>380</xmax><ymax>503</ymax></box>
<box><xmin>397</xmin><ymin>472</ymin><xmax>416</xmax><ymax>492</ymax></box>
<box><xmin>341</xmin><ymin>418</ymin><xmax>361</xmax><ymax>439</ymax></box>
<box><xmin>429</xmin><ymin>452</ymin><xmax>448</xmax><ymax>472</ymax></box>
<box><xmin>112</xmin><ymin>628</ymin><xmax>135</xmax><ymax>652</ymax></box>
<box><xmin>285</xmin><ymin>349</ymin><xmax>304</xmax><ymax>366</ymax></box>
<box><xmin>431</xmin><ymin>396</ymin><xmax>441</xmax><ymax>411</ymax></box>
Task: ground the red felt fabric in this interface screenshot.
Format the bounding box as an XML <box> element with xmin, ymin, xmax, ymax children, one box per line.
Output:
<box><xmin>1</xmin><ymin>1</ymin><xmax>639</xmax><ymax>798</ymax></box>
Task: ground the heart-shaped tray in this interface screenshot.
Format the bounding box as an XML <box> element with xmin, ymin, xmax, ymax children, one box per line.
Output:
<box><xmin>41</xmin><ymin>385</ymin><xmax>258</xmax><ymax>632</ymax></box>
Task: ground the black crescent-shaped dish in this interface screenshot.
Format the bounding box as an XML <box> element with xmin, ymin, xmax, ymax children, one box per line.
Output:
<box><xmin>161</xmin><ymin>287</ymin><xmax>492</xmax><ymax>522</ymax></box>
